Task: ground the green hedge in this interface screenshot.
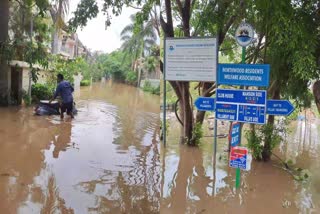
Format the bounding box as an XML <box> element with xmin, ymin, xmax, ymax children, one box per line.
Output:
<box><xmin>31</xmin><ymin>83</ymin><xmax>55</xmax><ymax>102</ymax></box>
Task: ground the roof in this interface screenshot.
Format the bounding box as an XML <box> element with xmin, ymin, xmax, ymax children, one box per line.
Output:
<box><xmin>9</xmin><ymin>60</ymin><xmax>42</xmax><ymax>69</ymax></box>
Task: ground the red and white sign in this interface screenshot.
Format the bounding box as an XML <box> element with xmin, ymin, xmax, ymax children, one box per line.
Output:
<box><xmin>229</xmin><ymin>146</ymin><xmax>248</xmax><ymax>170</ymax></box>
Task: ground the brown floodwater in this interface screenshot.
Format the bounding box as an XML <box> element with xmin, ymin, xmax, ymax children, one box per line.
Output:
<box><xmin>0</xmin><ymin>81</ymin><xmax>319</xmax><ymax>214</ymax></box>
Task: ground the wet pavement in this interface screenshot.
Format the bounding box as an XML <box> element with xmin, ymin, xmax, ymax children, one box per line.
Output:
<box><xmin>0</xmin><ymin>81</ymin><xmax>319</xmax><ymax>213</ymax></box>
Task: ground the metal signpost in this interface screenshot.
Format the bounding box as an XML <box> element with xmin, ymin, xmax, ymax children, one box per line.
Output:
<box><xmin>215</xmin><ymin>22</ymin><xmax>296</xmax><ymax>189</ymax></box>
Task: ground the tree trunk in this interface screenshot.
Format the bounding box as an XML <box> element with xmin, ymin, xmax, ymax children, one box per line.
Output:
<box><xmin>182</xmin><ymin>82</ymin><xmax>194</xmax><ymax>144</ymax></box>
<box><xmin>0</xmin><ymin>0</ymin><xmax>10</xmax><ymax>105</ymax></box>
<box><xmin>262</xmin><ymin>88</ymin><xmax>280</xmax><ymax>161</ymax></box>
<box><xmin>51</xmin><ymin>31</ymin><xmax>59</xmax><ymax>54</ymax></box>
<box><xmin>312</xmin><ymin>80</ymin><xmax>320</xmax><ymax>114</ymax></box>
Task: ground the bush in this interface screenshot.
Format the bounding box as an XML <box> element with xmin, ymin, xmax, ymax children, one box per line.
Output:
<box><xmin>151</xmin><ymin>85</ymin><xmax>160</xmax><ymax>95</ymax></box>
<box><xmin>125</xmin><ymin>71</ymin><xmax>137</xmax><ymax>85</ymax></box>
<box><xmin>192</xmin><ymin>122</ymin><xmax>203</xmax><ymax>145</ymax></box>
<box><xmin>80</xmin><ymin>79</ymin><xmax>91</xmax><ymax>86</ymax></box>
<box><xmin>142</xmin><ymin>80</ymin><xmax>160</xmax><ymax>95</ymax></box>
<box><xmin>21</xmin><ymin>90</ymin><xmax>31</xmax><ymax>106</ymax></box>
<box><xmin>31</xmin><ymin>83</ymin><xmax>55</xmax><ymax>103</ymax></box>
<box><xmin>245</xmin><ymin>124</ymin><xmax>285</xmax><ymax>160</ymax></box>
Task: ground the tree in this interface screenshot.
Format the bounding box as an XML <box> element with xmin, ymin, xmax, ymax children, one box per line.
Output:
<box><xmin>50</xmin><ymin>0</ymin><xmax>70</xmax><ymax>54</ymax></box>
<box><xmin>160</xmin><ymin>0</ymin><xmax>246</xmax><ymax>144</ymax></box>
<box><xmin>243</xmin><ymin>0</ymin><xmax>320</xmax><ymax>161</ymax></box>
<box><xmin>0</xmin><ymin>0</ymin><xmax>49</xmax><ymax>105</ymax></box>
<box><xmin>120</xmin><ymin>13</ymin><xmax>157</xmax><ymax>86</ymax></box>
<box><xmin>0</xmin><ymin>0</ymin><xmax>10</xmax><ymax>104</ymax></box>
<box><xmin>120</xmin><ymin>14</ymin><xmax>157</xmax><ymax>71</ymax></box>
<box><xmin>313</xmin><ymin>80</ymin><xmax>320</xmax><ymax>114</ymax></box>
<box><xmin>69</xmin><ymin>0</ymin><xmax>156</xmax><ymax>26</ymax></box>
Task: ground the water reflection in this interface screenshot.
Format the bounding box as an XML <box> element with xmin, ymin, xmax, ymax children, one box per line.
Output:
<box><xmin>0</xmin><ymin>107</ymin><xmax>59</xmax><ymax>213</ymax></box>
<box><xmin>52</xmin><ymin>122</ymin><xmax>72</xmax><ymax>158</ymax></box>
<box><xmin>279</xmin><ymin>116</ymin><xmax>320</xmax><ymax>213</ymax></box>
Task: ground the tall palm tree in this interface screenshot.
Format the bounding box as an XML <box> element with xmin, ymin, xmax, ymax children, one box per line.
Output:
<box><xmin>50</xmin><ymin>0</ymin><xmax>69</xmax><ymax>54</ymax></box>
<box><xmin>120</xmin><ymin>14</ymin><xmax>157</xmax><ymax>72</ymax></box>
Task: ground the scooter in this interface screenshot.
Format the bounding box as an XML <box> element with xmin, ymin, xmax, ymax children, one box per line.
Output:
<box><xmin>34</xmin><ymin>100</ymin><xmax>77</xmax><ymax>116</ymax></box>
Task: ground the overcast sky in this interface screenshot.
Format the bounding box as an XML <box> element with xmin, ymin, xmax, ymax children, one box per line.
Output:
<box><xmin>68</xmin><ymin>1</ymin><xmax>137</xmax><ymax>53</ymax></box>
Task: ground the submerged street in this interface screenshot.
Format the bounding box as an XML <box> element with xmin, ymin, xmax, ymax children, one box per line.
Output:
<box><xmin>0</xmin><ymin>81</ymin><xmax>319</xmax><ymax>213</ymax></box>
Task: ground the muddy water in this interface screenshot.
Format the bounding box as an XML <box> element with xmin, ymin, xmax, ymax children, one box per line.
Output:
<box><xmin>0</xmin><ymin>81</ymin><xmax>160</xmax><ymax>214</ymax></box>
<box><xmin>0</xmin><ymin>82</ymin><xmax>319</xmax><ymax>213</ymax></box>
<box><xmin>161</xmin><ymin>112</ymin><xmax>320</xmax><ymax>213</ymax></box>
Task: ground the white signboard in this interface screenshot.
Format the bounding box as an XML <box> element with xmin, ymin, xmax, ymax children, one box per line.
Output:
<box><xmin>165</xmin><ymin>38</ymin><xmax>217</xmax><ymax>82</ymax></box>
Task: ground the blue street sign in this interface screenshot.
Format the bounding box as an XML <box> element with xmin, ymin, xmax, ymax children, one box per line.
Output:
<box><xmin>216</xmin><ymin>89</ymin><xmax>267</xmax><ymax>105</ymax></box>
<box><xmin>216</xmin><ymin>104</ymin><xmax>266</xmax><ymax>124</ymax></box>
<box><xmin>218</xmin><ymin>64</ymin><xmax>270</xmax><ymax>87</ymax></box>
<box><xmin>238</xmin><ymin>105</ymin><xmax>266</xmax><ymax>124</ymax></box>
<box><xmin>266</xmin><ymin>100</ymin><xmax>295</xmax><ymax>116</ymax></box>
<box><xmin>215</xmin><ymin>89</ymin><xmax>267</xmax><ymax>124</ymax></box>
<box><xmin>216</xmin><ymin>103</ymin><xmax>237</xmax><ymax>120</ymax></box>
<box><xmin>194</xmin><ymin>97</ymin><xmax>215</xmax><ymax>111</ymax></box>
<box><xmin>230</xmin><ymin>123</ymin><xmax>240</xmax><ymax>147</ymax></box>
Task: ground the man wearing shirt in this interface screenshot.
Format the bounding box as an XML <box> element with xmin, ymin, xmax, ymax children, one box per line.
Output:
<box><xmin>50</xmin><ymin>74</ymin><xmax>74</xmax><ymax>119</ymax></box>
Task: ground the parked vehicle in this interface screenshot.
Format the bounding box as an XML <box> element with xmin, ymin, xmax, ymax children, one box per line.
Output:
<box><xmin>34</xmin><ymin>100</ymin><xmax>77</xmax><ymax>116</ymax></box>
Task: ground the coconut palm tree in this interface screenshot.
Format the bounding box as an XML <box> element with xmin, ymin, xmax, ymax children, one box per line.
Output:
<box><xmin>120</xmin><ymin>14</ymin><xmax>157</xmax><ymax>72</ymax></box>
<box><xmin>120</xmin><ymin>14</ymin><xmax>157</xmax><ymax>86</ymax></box>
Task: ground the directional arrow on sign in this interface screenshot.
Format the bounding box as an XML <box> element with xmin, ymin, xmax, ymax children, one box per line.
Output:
<box><xmin>194</xmin><ymin>97</ymin><xmax>215</xmax><ymax>111</ymax></box>
<box><xmin>266</xmin><ymin>100</ymin><xmax>294</xmax><ymax>116</ymax></box>
<box><xmin>194</xmin><ymin>97</ymin><xmax>294</xmax><ymax>115</ymax></box>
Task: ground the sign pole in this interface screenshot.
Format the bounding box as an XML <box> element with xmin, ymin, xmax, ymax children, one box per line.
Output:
<box><xmin>214</xmin><ymin>37</ymin><xmax>219</xmax><ymax>165</ymax></box>
<box><xmin>163</xmin><ymin>39</ymin><xmax>167</xmax><ymax>147</ymax></box>
<box><xmin>235</xmin><ymin>46</ymin><xmax>246</xmax><ymax>189</ymax></box>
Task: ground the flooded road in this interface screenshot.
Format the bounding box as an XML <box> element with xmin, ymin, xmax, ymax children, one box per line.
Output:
<box><xmin>0</xmin><ymin>81</ymin><xmax>160</xmax><ymax>213</ymax></box>
<box><xmin>0</xmin><ymin>82</ymin><xmax>319</xmax><ymax>213</ymax></box>
<box><xmin>162</xmin><ymin>117</ymin><xmax>320</xmax><ymax>214</ymax></box>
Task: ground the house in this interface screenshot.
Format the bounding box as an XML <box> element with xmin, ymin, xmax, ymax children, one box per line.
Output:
<box><xmin>54</xmin><ymin>31</ymin><xmax>90</xmax><ymax>60</ymax></box>
<box><xmin>7</xmin><ymin>60</ymin><xmax>83</xmax><ymax>105</ymax></box>
<box><xmin>0</xmin><ymin>57</ymin><xmax>52</xmax><ymax>105</ymax></box>
<box><xmin>55</xmin><ymin>30</ymin><xmax>76</xmax><ymax>59</ymax></box>
<box><xmin>2</xmin><ymin>30</ymin><xmax>88</xmax><ymax>105</ymax></box>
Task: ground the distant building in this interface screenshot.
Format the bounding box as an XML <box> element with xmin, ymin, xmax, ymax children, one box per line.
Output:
<box><xmin>54</xmin><ymin>31</ymin><xmax>90</xmax><ymax>60</ymax></box>
<box><xmin>56</xmin><ymin>31</ymin><xmax>76</xmax><ymax>59</ymax></box>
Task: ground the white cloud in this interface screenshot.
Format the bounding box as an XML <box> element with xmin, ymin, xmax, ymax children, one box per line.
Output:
<box><xmin>68</xmin><ymin>1</ymin><xmax>137</xmax><ymax>53</ymax></box>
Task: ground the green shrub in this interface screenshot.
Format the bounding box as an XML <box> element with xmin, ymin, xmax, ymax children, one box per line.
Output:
<box><xmin>125</xmin><ymin>71</ymin><xmax>137</xmax><ymax>85</ymax></box>
<box><xmin>143</xmin><ymin>80</ymin><xmax>160</xmax><ymax>95</ymax></box>
<box><xmin>192</xmin><ymin>122</ymin><xmax>203</xmax><ymax>145</ymax></box>
<box><xmin>80</xmin><ymin>79</ymin><xmax>91</xmax><ymax>86</ymax></box>
<box><xmin>21</xmin><ymin>90</ymin><xmax>31</xmax><ymax>106</ymax></box>
<box><xmin>151</xmin><ymin>85</ymin><xmax>160</xmax><ymax>95</ymax></box>
<box><xmin>245</xmin><ymin>124</ymin><xmax>285</xmax><ymax>160</ymax></box>
<box><xmin>31</xmin><ymin>83</ymin><xmax>54</xmax><ymax>103</ymax></box>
